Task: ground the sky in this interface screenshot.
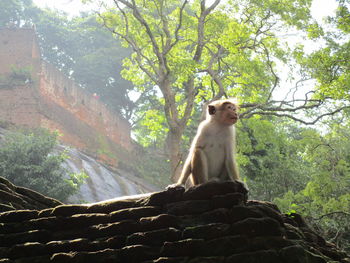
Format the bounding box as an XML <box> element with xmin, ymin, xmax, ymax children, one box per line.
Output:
<box><xmin>32</xmin><ymin>0</ymin><xmax>338</xmax><ymax>22</ymax></box>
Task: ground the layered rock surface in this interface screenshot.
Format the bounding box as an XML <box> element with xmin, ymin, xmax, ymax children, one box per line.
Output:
<box><xmin>0</xmin><ymin>177</ymin><xmax>62</xmax><ymax>212</ymax></box>
<box><xmin>0</xmin><ymin>181</ymin><xmax>349</xmax><ymax>263</ymax></box>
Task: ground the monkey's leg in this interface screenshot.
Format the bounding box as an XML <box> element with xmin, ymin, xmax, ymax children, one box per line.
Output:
<box><xmin>225</xmin><ymin>159</ymin><xmax>240</xmax><ymax>181</ymax></box>
<box><xmin>191</xmin><ymin>147</ymin><xmax>208</xmax><ymax>185</ymax></box>
<box><xmin>219</xmin><ymin>167</ymin><xmax>231</xmax><ymax>181</ymax></box>
<box><xmin>225</xmin><ymin>146</ymin><xmax>240</xmax><ymax>181</ymax></box>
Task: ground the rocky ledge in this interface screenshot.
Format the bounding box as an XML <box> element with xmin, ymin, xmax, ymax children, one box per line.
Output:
<box><xmin>0</xmin><ymin>180</ymin><xmax>349</xmax><ymax>263</ymax></box>
<box><xmin>0</xmin><ymin>177</ymin><xmax>62</xmax><ymax>212</ymax></box>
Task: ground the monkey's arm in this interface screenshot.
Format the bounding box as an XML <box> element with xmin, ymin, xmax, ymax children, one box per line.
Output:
<box><xmin>191</xmin><ymin>147</ymin><xmax>208</xmax><ymax>184</ymax></box>
<box><xmin>177</xmin><ymin>131</ymin><xmax>207</xmax><ymax>185</ymax></box>
<box><xmin>177</xmin><ymin>146</ymin><xmax>209</xmax><ymax>185</ymax></box>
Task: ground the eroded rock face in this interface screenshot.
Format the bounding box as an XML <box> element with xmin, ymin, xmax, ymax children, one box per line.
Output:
<box><xmin>0</xmin><ymin>181</ymin><xmax>349</xmax><ymax>263</ymax></box>
<box><xmin>59</xmin><ymin>145</ymin><xmax>160</xmax><ymax>203</ymax></box>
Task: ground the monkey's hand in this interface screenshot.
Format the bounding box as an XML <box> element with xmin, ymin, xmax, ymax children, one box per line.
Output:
<box><xmin>166</xmin><ymin>183</ymin><xmax>185</xmax><ymax>190</ymax></box>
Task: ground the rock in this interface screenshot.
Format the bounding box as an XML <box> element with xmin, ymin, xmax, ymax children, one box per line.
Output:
<box><xmin>0</xmin><ymin>180</ymin><xmax>348</xmax><ymax>262</ymax></box>
<box><xmin>0</xmin><ymin>176</ymin><xmax>62</xmax><ymax>212</ymax></box>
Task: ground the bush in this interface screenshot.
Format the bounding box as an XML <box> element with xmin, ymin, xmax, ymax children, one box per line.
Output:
<box><xmin>9</xmin><ymin>65</ymin><xmax>33</xmax><ymax>83</ymax></box>
<box><xmin>0</xmin><ymin>128</ymin><xmax>86</xmax><ymax>202</ymax></box>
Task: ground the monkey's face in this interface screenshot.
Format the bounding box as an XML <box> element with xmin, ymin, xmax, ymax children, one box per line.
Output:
<box><xmin>221</xmin><ymin>103</ymin><xmax>239</xmax><ymax>125</ymax></box>
<box><xmin>209</xmin><ymin>102</ymin><xmax>239</xmax><ymax>126</ymax></box>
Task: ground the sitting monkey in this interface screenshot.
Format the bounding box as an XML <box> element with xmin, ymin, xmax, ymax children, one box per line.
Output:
<box><xmin>174</xmin><ymin>98</ymin><xmax>241</xmax><ymax>187</ymax></box>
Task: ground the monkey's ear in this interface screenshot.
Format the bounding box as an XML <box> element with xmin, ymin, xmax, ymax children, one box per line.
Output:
<box><xmin>208</xmin><ymin>105</ymin><xmax>216</xmax><ymax>115</ymax></box>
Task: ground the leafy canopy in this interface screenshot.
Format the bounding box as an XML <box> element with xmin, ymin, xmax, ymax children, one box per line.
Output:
<box><xmin>96</xmin><ymin>0</ymin><xmax>313</xmax><ymax>147</ymax></box>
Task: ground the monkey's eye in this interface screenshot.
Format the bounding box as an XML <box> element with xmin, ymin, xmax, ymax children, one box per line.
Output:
<box><xmin>227</xmin><ymin>105</ymin><xmax>236</xmax><ymax>111</ymax></box>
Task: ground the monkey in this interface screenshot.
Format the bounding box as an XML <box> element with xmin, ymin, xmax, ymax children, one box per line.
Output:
<box><xmin>174</xmin><ymin>98</ymin><xmax>241</xmax><ymax>187</ymax></box>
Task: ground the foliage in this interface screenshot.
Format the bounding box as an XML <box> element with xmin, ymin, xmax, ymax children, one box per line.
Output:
<box><xmin>0</xmin><ymin>129</ymin><xmax>87</xmax><ymax>201</ymax></box>
<box><xmin>0</xmin><ymin>0</ymin><xmax>38</xmax><ymax>27</ymax></box>
<box><xmin>237</xmin><ymin>118</ymin><xmax>313</xmax><ymax>201</ymax></box>
<box><xmin>233</xmin><ymin>113</ymin><xmax>350</xmax><ymax>251</ymax></box>
<box><xmin>294</xmin><ymin>0</ymin><xmax>350</xmax><ymax>100</ymax></box>
<box><xmin>134</xmin><ymin>146</ymin><xmax>172</xmax><ymax>187</ymax></box>
<box><xmin>274</xmin><ymin>121</ymin><xmax>350</xmax><ymax>253</ymax></box>
<box><xmin>1</xmin><ymin>0</ymin><xmax>349</xmax><ymax>251</ymax></box>
<box><xmin>0</xmin><ymin>65</ymin><xmax>33</xmax><ymax>88</ymax></box>
<box><xmin>270</xmin><ymin>2</ymin><xmax>350</xmax><ymax>251</ymax></box>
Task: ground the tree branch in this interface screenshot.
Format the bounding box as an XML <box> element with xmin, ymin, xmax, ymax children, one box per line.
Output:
<box><xmin>260</xmin><ymin>42</ymin><xmax>279</xmax><ymax>103</ymax></box>
<box><xmin>313</xmin><ymin>211</ymin><xmax>350</xmax><ymax>221</ymax></box>
<box><xmin>201</xmin><ymin>45</ymin><xmax>226</xmax><ymax>100</ymax></box>
<box><xmin>167</xmin><ymin>0</ymin><xmax>188</xmax><ymax>53</ymax></box>
<box><xmin>240</xmin><ymin>104</ymin><xmax>350</xmax><ymax>125</ymax></box>
<box><xmin>179</xmin><ymin>0</ymin><xmax>221</xmax><ymax>127</ymax></box>
<box><xmin>98</xmin><ymin>6</ymin><xmax>159</xmax><ymax>83</ymax></box>
<box><xmin>115</xmin><ymin>0</ymin><xmax>165</xmax><ymax>70</ymax></box>
<box><xmin>193</xmin><ymin>0</ymin><xmax>221</xmax><ymax>62</ymax></box>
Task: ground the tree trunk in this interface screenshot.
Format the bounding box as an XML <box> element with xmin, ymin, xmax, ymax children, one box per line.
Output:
<box><xmin>167</xmin><ymin>126</ymin><xmax>184</xmax><ymax>182</ymax></box>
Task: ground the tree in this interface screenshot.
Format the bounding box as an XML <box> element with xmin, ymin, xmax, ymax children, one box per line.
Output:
<box><xmin>0</xmin><ymin>0</ymin><xmax>39</xmax><ymax>27</ymax></box>
<box><xmin>274</xmin><ymin>119</ymin><xmax>350</xmax><ymax>253</ymax></box>
<box><xmin>295</xmin><ymin>0</ymin><xmax>350</xmax><ymax>100</ymax></box>
<box><xmin>0</xmin><ymin>129</ymin><xmax>86</xmax><ymax>201</ymax></box>
<box><xmin>238</xmin><ymin>117</ymin><xmax>313</xmax><ymax>201</ymax></box>
<box><xmin>96</xmin><ymin>0</ymin><xmax>319</xmax><ymax>178</ymax></box>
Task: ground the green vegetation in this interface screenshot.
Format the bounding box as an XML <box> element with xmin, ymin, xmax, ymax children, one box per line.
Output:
<box><xmin>95</xmin><ymin>0</ymin><xmax>349</xmax><ymax>251</ymax></box>
<box><xmin>96</xmin><ymin>0</ymin><xmax>346</xmax><ymax>180</ymax></box>
<box><xmin>0</xmin><ymin>65</ymin><xmax>33</xmax><ymax>88</ymax></box>
<box><xmin>0</xmin><ymin>120</ymin><xmax>12</xmax><ymax>129</ymax></box>
<box><xmin>8</xmin><ymin>65</ymin><xmax>33</xmax><ymax>85</ymax></box>
<box><xmin>0</xmin><ymin>128</ymin><xmax>87</xmax><ymax>202</ymax></box>
<box><xmin>273</xmin><ymin>122</ymin><xmax>350</xmax><ymax>251</ymax></box>
<box><xmin>238</xmin><ymin>117</ymin><xmax>350</xmax><ymax>251</ymax></box>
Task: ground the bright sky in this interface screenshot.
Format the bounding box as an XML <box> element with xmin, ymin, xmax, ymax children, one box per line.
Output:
<box><xmin>32</xmin><ymin>0</ymin><xmax>107</xmax><ymax>16</ymax></box>
<box><xmin>32</xmin><ymin>0</ymin><xmax>338</xmax><ymax>22</ymax></box>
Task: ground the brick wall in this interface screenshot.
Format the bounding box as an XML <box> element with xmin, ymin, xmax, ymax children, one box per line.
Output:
<box><xmin>0</xmin><ymin>84</ymin><xmax>41</xmax><ymax>127</ymax></box>
<box><xmin>0</xmin><ymin>27</ymin><xmax>41</xmax><ymax>76</ymax></box>
<box><xmin>0</xmin><ymin>27</ymin><xmax>132</xmax><ymax>165</ymax></box>
<box><xmin>40</xmin><ymin>62</ymin><xmax>132</xmax><ymax>150</ymax></box>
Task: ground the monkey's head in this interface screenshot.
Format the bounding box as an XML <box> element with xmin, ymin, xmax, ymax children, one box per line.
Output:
<box><xmin>208</xmin><ymin>99</ymin><xmax>239</xmax><ymax>125</ymax></box>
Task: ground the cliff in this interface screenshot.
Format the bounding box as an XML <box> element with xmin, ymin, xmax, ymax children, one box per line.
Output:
<box><xmin>0</xmin><ymin>180</ymin><xmax>348</xmax><ymax>263</ymax></box>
